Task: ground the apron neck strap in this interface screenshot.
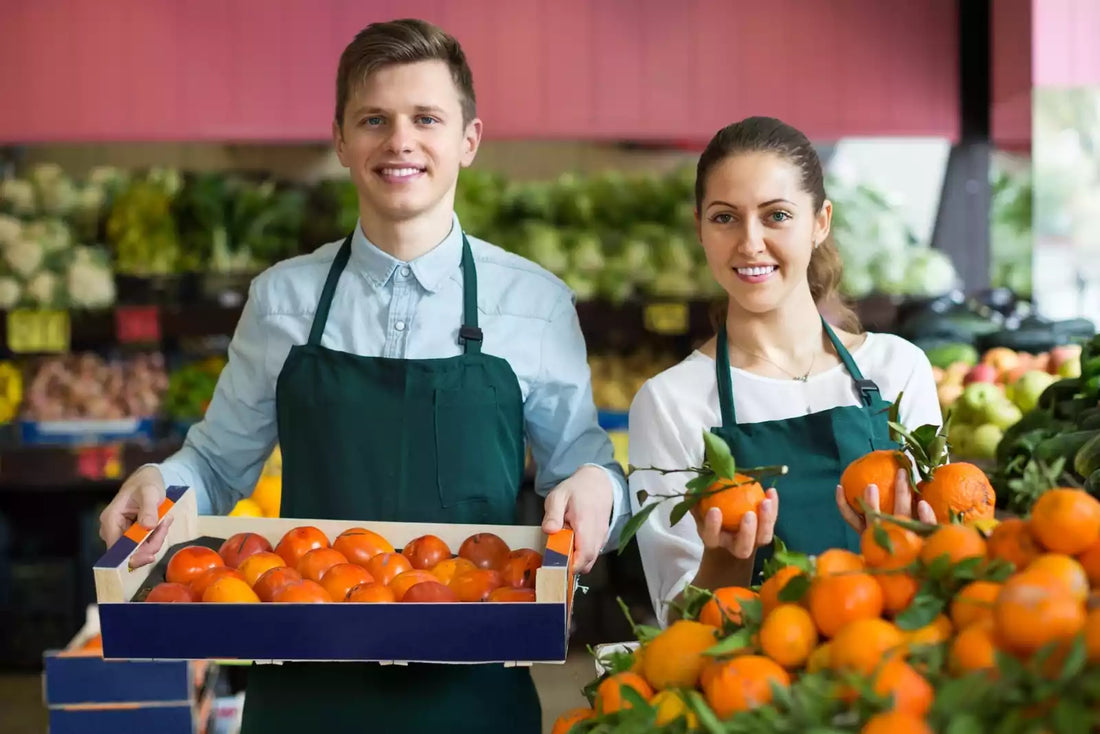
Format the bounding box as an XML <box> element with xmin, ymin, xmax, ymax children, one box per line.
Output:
<box><xmin>458</xmin><ymin>234</ymin><xmax>482</xmax><ymax>355</ymax></box>
<box><xmin>307</xmin><ymin>232</ymin><xmax>354</xmax><ymax>347</ymax></box>
<box><xmin>820</xmin><ymin>316</ymin><xmax>881</xmax><ymax>407</ymax></box>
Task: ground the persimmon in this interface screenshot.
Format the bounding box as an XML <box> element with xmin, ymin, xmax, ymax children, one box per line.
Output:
<box><xmin>238</xmin><ymin>552</ymin><xmax>286</xmax><ymax>587</ymax></box>
<box><xmin>253</xmin><ymin>567</ymin><xmax>302</xmax><ymax>602</ymax></box>
<box><xmin>202</xmin><ymin>575</ymin><xmax>260</xmax><ymax>603</ymax></box>
<box><xmin>272</xmin><ymin>579</ymin><xmax>332</xmax><ymax>603</ymax></box>
<box><xmin>218</xmin><ymin>532</ymin><xmax>273</xmax><ymax>568</ymax></box>
<box><xmin>274</xmin><ymin>526</ymin><xmax>329</xmax><ymax>568</ymax></box>
<box><xmin>389</xmin><ymin>570</ymin><xmax>440</xmax><ymax>601</ymax></box>
<box><xmin>320</xmin><ymin>563</ymin><xmax>374</xmax><ymax>602</ymax></box>
<box><xmin>297</xmin><ymin>547</ymin><xmax>348</xmax><ymax>583</ymax></box>
<box><xmin>166</xmin><ymin>546</ymin><xmax>224</xmax><ymax>586</ymax></box>
<box><xmin>459</xmin><ymin>533</ymin><xmax>511</xmax><ymax>571</ymax></box>
<box><xmin>450</xmin><ymin>568</ymin><xmax>505</xmax><ymax>602</ymax></box>
<box><xmin>190</xmin><ymin>567</ymin><xmax>245</xmax><ymax>601</ymax></box>
<box><xmin>402</xmin><ymin>535</ymin><xmax>452</xmax><ymax>570</ymax></box>
<box><xmin>501</xmin><ymin>549</ymin><xmax>542</xmax><ymax>589</ymax></box>
<box><xmin>488</xmin><ymin>587</ymin><xmax>536</xmax><ymax>602</ymax></box>
<box><xmin>145</xmin><ymin>582</ymin><xmax>195</xmax><ymax>602</ymax></box>
<box><xmin>366</xmin><ymin>552</ymin><xmax>414</xmax><ymax>585</ymax></box>
<box><xmin>332</xmin><ymin>527</ymin><xmax>394</xmax><ymax>566</ymax></box>
<box><xmin>402</xmin><ymin>581</ymin><xmax>460</xmax><ymax>602</ymax></box>
<box><xmin>430</xmin><ymin>557</ymin><xmax>477</xmax><ymax>585</ymax></box>
<box><xmin>346</xmin><ymin>582</ymin><xmax>396</xmax><ymax>603</ymax></box>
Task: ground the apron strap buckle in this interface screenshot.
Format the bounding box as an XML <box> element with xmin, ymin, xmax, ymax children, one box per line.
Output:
<box><xmin>459</xmin><ymin>325</ymin><xmax>483</xmax><ymax>344</ymax></box>
<box><xmin>855</xmin><ymin>378</ymin><xmax>881</xmax><ymax>402</ymax></box>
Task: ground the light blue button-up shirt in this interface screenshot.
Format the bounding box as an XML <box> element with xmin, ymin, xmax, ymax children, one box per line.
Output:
<box><xmin>155</xmin><ymin>213</ymin><xmax>629</xmax><ymax>545</ymax></box>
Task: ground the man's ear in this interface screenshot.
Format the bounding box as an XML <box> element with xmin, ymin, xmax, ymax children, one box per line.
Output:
<box><xmin>333</xmin><ymin>119</ymin><xmax>348</xmax><ymax>167</ymax></box>
<box><xmin>459</xmin><ymin>117</ymin><xmax>483</xmax><ymax>168</ymax></box>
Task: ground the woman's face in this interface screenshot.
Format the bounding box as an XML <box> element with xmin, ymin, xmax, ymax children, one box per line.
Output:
<box><xmin>696</xmin><ymin>152</ymin><xmax>831</xmax><ymax>315</ymax></box>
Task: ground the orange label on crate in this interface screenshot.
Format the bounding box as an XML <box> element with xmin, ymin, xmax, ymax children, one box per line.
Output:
<box><xmin>7</xmin><ymin>309</ymin><xmax>70</xmax><ymax>353</ymax></box>
<box><xmin>643</xmin><ymin>302</ymin><xmax>689</xmax><ymax>335</ymax></box>
<box><xmin>115</xmin><ymin>305</ymin><xmax>161</xmax><ymax>343</ymax></box>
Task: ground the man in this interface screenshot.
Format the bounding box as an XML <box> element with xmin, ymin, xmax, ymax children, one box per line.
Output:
<box><xmin>98</xmin><ymin>18</ymin><xmax>628</xmax><ymax>733</ymax></box>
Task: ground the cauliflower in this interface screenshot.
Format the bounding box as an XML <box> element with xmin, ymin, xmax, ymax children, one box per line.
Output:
<box><xmin>25</xmin><ymin>271</ymin><xmax>59</xmax><ymax>307</ymax></box>
<box><xmin>24</xmin><ymin>219</ymin><xmax>72</xmax><ymax>253</ymax></box>
<box><xmin>0</xmin><ymin>277</ymin><xmax>20</xmax><ymax>309</ymax></box>
<box><xmin>0</xmin><ymin>179</ymin><xmax>35</xmax><ymax>216</ymax></box>
<box><xmin>75</xmin><ymin>185</ymin><xmax>105</xmax><ymax>217</ymax></box>
<box><xmin>38</xmin><ymin>176</ymin><xmax>77</xmax><ymax>217</ymax></box>
<box><xmin>67</xmin><ymin>247</ymin><xmax>116</xmax><ymax>309</ymax></box>
<box><xmin>0</xmin><ymin>215</ymin><xmax>21</xmax><ymax>247</ymax></box>
<box><xmin>4</xmin><ymin>238</ymin><xmax>44</xmax><ymax>278</ymax></box>
<box><xmin>29</xmin><ymin>163</ymin><xmax>64</xmax><ymax>188</ymax></box>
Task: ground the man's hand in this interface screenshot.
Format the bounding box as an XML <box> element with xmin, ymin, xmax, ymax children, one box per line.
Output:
<box><xmin>541</xmin><ymin>465</ymin><xmax>615</xmax><ymax>574</ymax></box>
<box><xmin>99</xmin><ymin>465</ymin><xmax>172</xmax><ymax>569</ymax></box>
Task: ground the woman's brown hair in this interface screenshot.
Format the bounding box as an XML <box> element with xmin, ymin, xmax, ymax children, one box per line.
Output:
<box><xmin>697</xmin><ymin>116</ymin><xmax>861</xmax><ymax>334</ymax></box>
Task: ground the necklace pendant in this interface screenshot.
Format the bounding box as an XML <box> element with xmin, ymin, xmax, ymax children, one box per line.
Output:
<box><xmin>795</xmin><ymin>374</ymin><xmax>808</xmax><ymax>382</ymax></box>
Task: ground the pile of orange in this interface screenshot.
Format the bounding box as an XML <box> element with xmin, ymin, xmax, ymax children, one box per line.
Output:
<box><xmin>141</xmin><ymin>526</ymin><xmax>543</xmax><ymax>604</ymax></box>
<box><xmin>554</xmin><ymin>486</ymin><xmax>1100</xmax><ymax>733</ymax></box>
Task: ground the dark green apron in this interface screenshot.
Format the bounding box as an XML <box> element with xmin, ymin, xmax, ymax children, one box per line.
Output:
<box><xmin>712</xmin><ymin>318</ymin><xmax>899</xmax><ymax>584</ymax></box>
<box><xmin>241</xmin><ymin>232</ymin><xmax>540</xmax><ymax>733</ymax></box>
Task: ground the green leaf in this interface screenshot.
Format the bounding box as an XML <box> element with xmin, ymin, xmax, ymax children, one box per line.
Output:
<box><xmin>617</xmin><ymin>502</ymin><xmax>660</xmax><ymax>554</ymax></box>
<box><xmin>670</xmin><ymin>494</ymin><xmax>704</xmax><ymax>526</ymax></box>
<box><xmin>872</xmin><ymin>524</ymin><xmax>894</xmax><ymax>554</ymax></box>
<box><xmin>913</xmin><ymin>424</ymin><xmax>940</xmax><ymax>447</ymax></box>
<box><xmin>686</xmin><ymin>472</ymin><xmax>716</xmax><ymax>494</ymax></box>
<box><xmin>894</xmin><ymin>592</ymin><xmax>945</xmax><ymax>630</ymax></box>
<box><xmin>1052</xmin><ymin>698</ymin><xmax>1092</xmax><ymax>734</ymax></box>
<box><xmin>943</xmin><ymin>714</ymin><xmax>985</xmax><ymax>734</ymax></box>
<box><xmin>778</xmin><ymin>573</ymin><xmax>811</xmax><ymax>604</ymax></box>
<box><xmin>702</xmin><ymin>430</ymin><xmax>737</xmax><ymax>480</ymax></box>
<box><xmin>684</xmin><ymin>690</ymin><xmax>727</xmax><ymax>734</ymax></box>
<box><xmin>1058</xmin><ymin>636</ymin><xmax>1089</xmax><ymax>682</ymax></box>
<box><xmin>704</xmin><ymin>627</ymin><xmax>755</xmax><ymax>656</ymax></box>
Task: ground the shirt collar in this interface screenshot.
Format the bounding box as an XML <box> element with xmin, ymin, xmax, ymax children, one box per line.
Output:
<box><xmin>349</xmin><ymin>213</ymin><xmax>464</xmax><ymax>293</ymax></box>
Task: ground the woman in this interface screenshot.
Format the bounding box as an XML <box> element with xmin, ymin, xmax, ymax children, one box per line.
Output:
<box><xmin>628</xmin><ymin>117</ymin><xmax>941</xmax><ymax>626</ymax></box>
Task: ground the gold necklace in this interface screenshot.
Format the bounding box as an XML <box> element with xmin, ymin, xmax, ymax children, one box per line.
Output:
<box><xmin>728</xmin><ymin>342</ymin><xmax>817</xmax><ymax>382</ymax></box>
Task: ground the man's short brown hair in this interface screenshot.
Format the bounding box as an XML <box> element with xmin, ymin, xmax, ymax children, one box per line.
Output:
<box><xmin>334</xmin><ymin>18</ymin><xmax>476</xmax><ymax>127</ymax></box>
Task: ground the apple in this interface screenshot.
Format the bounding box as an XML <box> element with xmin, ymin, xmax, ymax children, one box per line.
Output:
<box><xmin>938</xmin><ymin>383</ymin><xmax>964</xmax><ymax>413</ymax></box>
<box><xmin>964</xmin><ymin>363</ymin><xmax>998</xmax><ymax>385</ymax></box>
<box><xmin>970</xmin><ymin>424</ymin><xmax>1004</xmax><ymax>460</ymax></box>
<box><xmin>945</xmin><ymin>362</ymin><xmax>970</xmax><ymax>385</ymax></box>
<box><xmin>1011</xmin><ymin>370</ymin><xmax>1058</xmax><ymax>413</ymax></box>
<box><xmin>960</xmin><ymin>382</ymin><xmax>1004</xmax><ymax>418</ymax></box>
<box><xmin>948</xmin><ymin>423</ymin><xmax>973</xmax><ymax>457</ymax></box>
<box><xmin>1032</xmin><ymin>352</ymin><xmax>1051</xmax><ymax>374</ymax></box>
<box><xmin>1058</xmin><ymin>354</ymin><xmax>1082</xmax><ymax>378</ymax></box>
<box><xmin>984</xmin><ymin>400</ymin><xmax>1023</xmax><ymax>430</ymax></box>
<box><xmin>983</xmin><ymin>347</ymin><xmax>1019</xmax><ymax>374</ymax></box>
<box><xmin>931</xmin><ymin>366</ymin><xmax>945</xmax><ymax>384</ymax></box>
<box><xmin>1050</xmin><ymin>344</ymin><xmax>1082</xmax><ymax>371</ymax></box>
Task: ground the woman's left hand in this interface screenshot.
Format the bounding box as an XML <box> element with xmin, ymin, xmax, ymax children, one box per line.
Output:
<box><xmin>835</xmin><ymin>468</ymin><xmax>936</xmax><ymax>533</ymax></box>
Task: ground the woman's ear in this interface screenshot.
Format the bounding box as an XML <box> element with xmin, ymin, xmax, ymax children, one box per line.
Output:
<box><xmin>814</xmin><ymin>199</ymin><xmax>833</xmax><ymax>244</ymax></box>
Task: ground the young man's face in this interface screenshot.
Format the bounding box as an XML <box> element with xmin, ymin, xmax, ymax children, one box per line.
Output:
<box><xmin>333</xmin><ymin>60</ymin><xmax>481</xmax><ymax>226</ymax></box>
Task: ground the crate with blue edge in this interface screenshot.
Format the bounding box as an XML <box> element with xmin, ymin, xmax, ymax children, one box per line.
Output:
<box><xmin>93</xmin><ymin>486</ymin><xmax>578</xmax><ymax>665</ymax></box>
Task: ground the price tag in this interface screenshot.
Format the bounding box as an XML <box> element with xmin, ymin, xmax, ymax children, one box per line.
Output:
<box><xmin>643</xmin><ymin>302</ymin><xmax>689</xmax><ymax>335</ymax></box>
<box><xmin>6</xmin><ymin>309</ymin><xmax>70</xmax><ymax>353</ymax></box>
<box><xmin>115</xmin><ymin>305</ymin><xmax>161</xmax><ymax>344</ymax></box>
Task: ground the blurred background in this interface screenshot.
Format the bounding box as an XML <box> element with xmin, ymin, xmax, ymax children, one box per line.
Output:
<box><xmin>2</xmin><ymin>0</ymin><xmax>1099</xmax><ymax>731</ymax></box>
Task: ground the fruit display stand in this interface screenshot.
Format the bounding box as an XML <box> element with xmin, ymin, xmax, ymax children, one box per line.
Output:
<box><xmin>93</xmin><ymin>486</ymin><xmax>576</xmax><ymax>665</ymax></box>
<box><xmin>42</xmin><ymin>605</ymin><xmax>216</xmax><ymax>734</ymax></box>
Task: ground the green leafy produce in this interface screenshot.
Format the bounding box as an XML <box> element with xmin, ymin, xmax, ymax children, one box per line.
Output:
<box><xmin>162</xmin><ymin>357</ymin><xmax>226</xmax><ymax>421</ymax></box>
<box><xmin>106</xmin><ymin>176</ymin><xmax>181</xmax><ymax>275</ymax></box>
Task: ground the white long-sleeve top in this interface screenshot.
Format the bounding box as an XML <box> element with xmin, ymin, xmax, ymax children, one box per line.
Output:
<box><xmin>627</xmin><ymin>332</ymin><xmax>941</xmax><ymax>626</ymax></box>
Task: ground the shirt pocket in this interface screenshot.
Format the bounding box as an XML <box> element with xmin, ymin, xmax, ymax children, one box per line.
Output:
<box><xmin>434</xmin><ymin>387</ymin><xmax>507</xmax><ymax>508</ymax></box>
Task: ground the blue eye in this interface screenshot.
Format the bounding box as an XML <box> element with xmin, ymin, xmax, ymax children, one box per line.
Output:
<box><xmin>416</xmin><ymin>116</ymin><xmax>438</xmax><ymax>125</ymax></box>
<box><xmin>769</xmin><ymin>211</ymin><xmax>792</xmax><ymax>223</ymax></box>
<box><xmin>362</xmin><ymin>116</ymin><xmax>384</xmax><ymax>127</ymax></box>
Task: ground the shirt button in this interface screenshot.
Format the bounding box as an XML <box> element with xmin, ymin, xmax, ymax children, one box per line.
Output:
<box><xmin>400</xmin><ymin>266</ymin><xmax>411</xmax><ymax>277</ymax></box>
<box><xmin>394</xmin><ymin>321</ymin><xmax>406</xmax><ymax>331</ymax></box>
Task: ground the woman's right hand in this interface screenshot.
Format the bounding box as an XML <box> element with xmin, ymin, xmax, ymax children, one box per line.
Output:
<box><xmin>695</xmin><ymin>487</ymin><xmax>779</xmax><ymax>559</ymax></box>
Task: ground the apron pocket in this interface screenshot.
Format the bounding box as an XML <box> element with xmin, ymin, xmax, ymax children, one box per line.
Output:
<box><xmin>434</xmin><ymin>387</ymin><xmax>502</xmax><ymax>507</ymax></box>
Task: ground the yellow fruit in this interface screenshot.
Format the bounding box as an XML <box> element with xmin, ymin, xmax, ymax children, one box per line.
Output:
<box><xmin>251</xmin><ymin>475</ymin><xmax>282</xmax><ymax>517</ymax></box>
<box><xmin>229</xmin><ymin>498</ymin><xmax>263</xmax><ymax>517</ymax></box>
<box><xmin>641</xmin><ymin>620</ymin><xmax>719</xmax><ymax>690</ymax></box>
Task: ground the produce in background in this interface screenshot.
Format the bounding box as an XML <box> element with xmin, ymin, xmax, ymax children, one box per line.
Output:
<box><xmin>0</xmin><ymin>361</ymin><xmax>23</xmax><ymax>424</ymax></box>
<box><xmin>589</xmin><ymin>350</ymin><xmax>680</xmax><ymax>412</ymax></box>
<box><xmin>230</xmin><ymin>445</ymin><xmax>282</xmax><ymax>518</ymax></box>
<box><xmin>19</xmin><ymin>352</ymin><xmax>168</xmax><ymax>421</ymax></box>
<box><xmin>106</xmin><ymin>169</ymin><xmax>182</xmax><ymax>276</ymax></box>
<box><xmin>161</xmin><ymin>356</ymin><xmax>227</xmax><ymax>423</ymax></box>
<box><xmin>561</xmin><ymin>468</ymin><xmax>1100</xmax><ymax>731</ymax></box>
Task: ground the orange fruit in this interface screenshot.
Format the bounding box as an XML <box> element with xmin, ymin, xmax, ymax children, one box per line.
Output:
<box><xmin>296</xmin><ymin>547</ymin><xmax>349</xmax><ymax>584</ymax></box>
<box><xmin>250</xmin><ymin>474</ymin><xmax>281</xmax><ymax>517</ymax></box>
<box><xmin>190</xmin><ymin>567</ymin><xmax>245</xmax><ymax>601</ymax></box>
<box><xmin>698</xmin><ymin>475</ymin><xmax>766</xmax><ymax>531</ymax></box>
<box><xmin>1076</xmin><ymin>539</ymin><xmax>1100</xmax><ymax>588</ymax></box>
<box><xmin>862</xmin><ymin>711</ymin><xmax>932</xmax><ymax>734</ymax></box>
<box><xmin>144</xmin><ymin>582</ymin><xmax>195</xmax><ymax>603</ymax></box>
<box><xmin>1025</xmin><ymin>554</ymin><xmax>1090</xmax><ymax>601</ymax></box>
<box><xmin>252</xmin><ymin>566</ymin><xmax>301</xmax><ymax>602</ymax></box>
<box><xmin>1029</xmin><ymin>488</ymin><xmax>1100</xmax><ymax>555</ymax></box>
<box><xmin>861</xmin><ymin>522</ymin><xmax>923</xmax><ymax>568</ymax></box>
<box><xmin>366</xmin><ymin>552</ymin><xmax>414</xmax><ymax>586</ymax></box>
<box><xmin>595</xmin><ymin>672</ymin><xmax>653</xmax><ymax>714</ymax></box>
<box><xmin>238</xmin><ymin>551</ymin><xmax>286</xmax><ymax>587</ymax></box>
<box><xmin>458</xmin><ymin>533</ymin><xmax>511</xmax><ymax>571</ymax></box>
<box><xmin>389</xmin><ymin>570</ymin><xmax>440</xmax><ymax>601</ymax></box>
<box><xmin>430</xmin><ymin>557</ymin><xmax>477</xmax><ymax>586</ymax></box>
<box><xmin>917</xmin><ymin>462</ymin><xmax>996</xmax><ymax>523</ymax></box>
<box><xmin>217</xmin><ymin>532</ymin><xmax>273</xmax><ymax>568</ymax></box>
<box><xmin>815</xmin><ymin>549</ymin><xmax>864</xmax><ymax>577</ymax></box>
<box><xmin>994</xmin><ymin>572</ymin><xmax>1086</xmax><ymax>655</ymax></box>
<box><xmin>166</xmin><ymin>546</ymin><xmax>224</xmax><ymax>586</ymax></box>
<box><xmin>987</xmin><ymin>517</ymin><xmax>1041</xmax><ymax>571</ymax></box>
<box><xmin>805</xmin><ymin>642</ymin><xmax>833</xmax><ymax>673</ymax></box>
<box><xmin>1085</xmin><ymin>608</ymin><xmax>1100</xmax><ymax>663</ymax></box>
<box><xmin>274</xmin><ymin>526</ymin><xmax>329</xmax><ymax>568</ymax></box>
<box><xmin>760</xmin><ymin>566</ymin><xmax>805</xmax><ymax>615</ymax></box>
<box><xmin>487</xmin><ymin>587</ymin><xmax>536</xmax><ymax>602</ymax></box>
<box><xmin>840</xmin><ymin>449</ymin><xmax>907</xmax><ymax>516</ymax></box>
<box><xmin>949</xmin><ymin>618</ymin><xmax>998</xmax><ymax>674</ymax></box>
<box><xmin>829</xmin><ymin>618</ymin><xmax>905</xmax><ymax>674</ymax></box>
<box><xmin>703</xmin><ymin>655</ymin><xmax>790</xmax><ymax>718</ymax></box>
<box><xmin>500</xmin><ymin>548</ymin><xmax>543</xmax><ymax>589</ymax></box>
<box><xmin>202</xmin><ymin>575</ymin><xmax>260</xmax><ymax>603</ymax></box>
<box><xmin>950</xmin><ymin>581</ymin><xmax>1002</xmax><ymax>630</ymax></box>
<box><xmin>402</xmin><ymin>580</ymin><xmax>460</xmax><ymax>602</ymax></box>
<box><xmin>651</xmin><ymin>689</ymin><xmax>698</xmax><ymax>728</ymax></box>
<box><xmin>550</xmin><ymin>707</ymin><xmax>594</xmax><ymax>734</ymax></box>
<box><xmin>450</xmin><ymin>568</ymin><xmax>505</xmax><ymax>602</ymax></box>
<box><xmin>872</xmin><ymin>659</ymin><xmax>933</xmax><ymax>717</ymax></box>
<box><xmin>346</xmin><ymin>582</ymin><xmax>396</xmax><ymax>603</ymax></box>
<box><xmin>320</xmin><ymin>563</ymin><xmax>374</xmax><ymax>602</ymax></box>
<box><xmin>332</xmin><ymin>527</ymin><xmax>394</xmax><ymax>566</ymax></box>
<box><xmin>759</xmin><ymin>603</ymin><xmax>818</xmax><ymax>669</ymax></box>
<box><xmin>401</xmin><ymin>535</ymin><xmax>452</xmax><ymax>570</ymax></box>
<box><xmin>640</xmin><ymin>620</ymin><xmax>719</xmax><ymax>689</ymax></box>
<box><xmin>272</xmin><ymin>579</ymin><xmax>332</xmax><ymax>603</ymax></box>
<box><xmin>698</xmin><ymin>586</ymin><xmax>758</xmax><ymax>628</ymax></box>
<box><xmin>918</xmin><ymin>524</ymin><xmax>987</xmax><ymax>566</ymax></box>
<box><xmin>876</xmin><ymin>571</ymin><xmax>919</xmax><ymax>615</ymax></box>
<box><xmin>808</xmin><ymin>573</ymin><xmax>884</xmax><ymax>638</ymax></box>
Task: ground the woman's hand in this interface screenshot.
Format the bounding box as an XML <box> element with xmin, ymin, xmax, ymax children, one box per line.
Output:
<box><xmin>835</xmin><ymin>468</ymin><xmax>936</xmax><ymax>533</ymax></box>
<box><xmin>694</xmin><ymin>487</ymin><xmax>779</xmax><ymax>559</ymax></box>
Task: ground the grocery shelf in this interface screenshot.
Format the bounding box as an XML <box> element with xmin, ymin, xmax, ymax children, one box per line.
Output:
<box><xmin>0</xmin><ymin>440</ymin><xmax>181</xmax><ymax>490</ymax></box>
